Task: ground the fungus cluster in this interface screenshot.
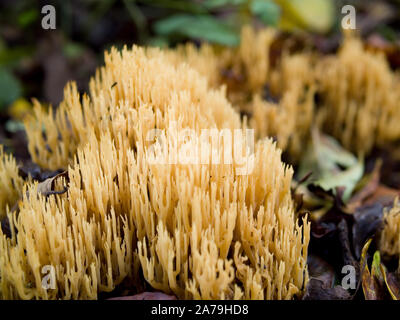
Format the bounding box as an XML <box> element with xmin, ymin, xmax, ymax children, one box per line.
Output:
<box><xmin>316</xmin><ymin>38</ymin><xmax>400</xmax><ymax>153</ymax></box>
<box><xmin>0</xmin><ymin>45</ymin><xmax>309</xmax><ymax>299</ymax></box>
<box><xmin>169</xmin><ymin>27</ymin><xmax>400</xmax><ymax>158</ymax></box>
<box><xmin>3</xmin><ymin>25</ymin><xmax>400</xmax><ymax>300</ymax></box>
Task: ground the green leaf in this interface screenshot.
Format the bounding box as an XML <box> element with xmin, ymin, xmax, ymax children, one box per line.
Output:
<box><xmin>314</xmin><ymin>160</ymin><xmax>363</xmax><ymax>202</ymax></box>
<box><xmin>139</xmin><ymin>0</ymin><xmax>206</xmax><ymax>14</ymax></box>
<box><xmin>154</xmin><ymin>14</ymin><xmax>239</xmax><ymax>46</ymax></box>
<box><xmin>297</xmin><ymin>129</ymin><xmax>364</xmax><ymax>202</ymax></box>
<box><xmin>63</xmin><ymin>42</ymin><xmax>85</xmax><ymax>59</ymax></box>
<box><xmin>0</xmin><ymin>68</ymin><xmax>22</xmax><ymax>110</ymax></box>
<box><xmin>203</xmin><ymin>0</ymin><xmax>247</xmax><ymax>9</ymax></box>
<box><xmin>276</xmin><ymin>0</ymin><xmax>335</xmax><ymax>33</ymax></box>
<box><xmin>146</xmin><ymin>37</ymin><xmax>169</xmax><ymax>48</ymax></box>
<box><xmin>250</xmin><ymin>0</ymin><xmax>281</xmax><ymax>26</ymax></box>
<box><xmin>154</xmin><ymin>15</ymin><xmax>192</xmax><ymax>35</ymax></box>
<box><xmin>17</xmin><ymin>9</ymin><xmax>38</xmax><ymax>28</ymax></box>
<box><xmin>0</xmin><ymin>47</ymin><xmax>33</xmax><ymax>68</ymax></box>
<box><xmin>371</xmin><ymin>251</ymin><xmax>383</xmax><ymax>282</ymax></box>
<box><xmin>360</xmin><ymin>245</ymin><xmax>400</xmax><ymax>300</ymax></box>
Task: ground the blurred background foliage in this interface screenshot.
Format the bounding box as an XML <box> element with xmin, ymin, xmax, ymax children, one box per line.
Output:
<box><xmin>0</xmin><ymin>0</ymin><xmax>399</xmax><ymax>158</ymax></box>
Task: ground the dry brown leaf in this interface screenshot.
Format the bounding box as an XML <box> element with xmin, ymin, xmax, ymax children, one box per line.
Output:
<box><xmin>36</xmin><ymin>171</ymin><xmax>68</xmax><ymax>197</ymax></box>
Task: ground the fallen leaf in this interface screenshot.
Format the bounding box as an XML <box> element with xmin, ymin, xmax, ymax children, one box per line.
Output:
<box><xmin>311</xmin><ymin>221</ymin><xmax>336</xmax><ymax>239</ymax></box>
<box><xmin>362</xmin><ymin>268</ymin><xmax>381</xmax><ymax>300</ymax></box>
<box><xmin>363</xmin><ymin>185</ymin><xmax>400</xmax><ymax>208</ymax></box>
<box><xmin>347</xmin><ymin>160</ymin><xmax>381</xmax><ymax>212</ymax></box>
<box><xmin>297</xmin><ymin>129</ymin><xmax>364</xmax><ymax>203</ymax></box>
<box><xmin>18</xmin><ymin>161</ymin><xmax>65</xmax><ymax>182</ymax></box>
<box><xmin>307</xmin><ymin>255</ymin><xmax>335</xmax><ymax>287</ymax></box>
<box><xmin>36</xmin><ymin>171</ymin><xmax>68</xmax><ymax>197</ymax></box>
<box><xmin>360</xmin><ymin>241</ymin><xmax>393</xmax><ymax>300</ymax></box>
<box><xmin>352</xmin><ymin>203</ymin><xmax>384</xmax><ymax>259</ymax></box>
<box><xmin>338</xmin><ymin>219</ymin><xmax>358</xmax><ymax>272</ymax></box>
<box><xmin>302</xmin><ymin>279</ymin><xmax>351</xmax><ymax>300</ymax></box>
<box><xmin>360</xmin><ymin>239</ymin><xmax>381</xmax><ymax>300</ymax></box>
<box><xmin>382</xmin><ymin>268</ymin><xmax>400</xmax><ymax>300</ymax></box>
<box><xmin>367</xmin><ymin>146</ymin><xmax>400</xmax><ymax>189</ymax></box>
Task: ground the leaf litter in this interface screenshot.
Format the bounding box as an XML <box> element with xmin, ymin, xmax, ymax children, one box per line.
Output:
<box><xmin>295</xmin><ymin>129</ymin><xmax>400</xmax><ymax>300</ymax></box>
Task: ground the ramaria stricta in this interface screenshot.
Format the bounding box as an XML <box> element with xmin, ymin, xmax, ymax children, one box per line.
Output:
<box><xmin>0</xmin><ymin>43</ymin><xmax>309</xmax><ymax>300</ymax></box>
<box><xmin>2</xmin><ymin>25</ymin><xmax>400</xmax><ymax>301</ymax></box>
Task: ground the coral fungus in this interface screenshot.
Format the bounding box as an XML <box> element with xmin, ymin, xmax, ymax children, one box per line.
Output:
<box><xmin>316</xmin><ymin>38</ymin><xmax>400</xmax><ymax>153</ymax></box>
<box><xmin>0</xmin><ymin>146</ymin><xmax>23</xmax><ymax>220</ymax></box>
<box><xmin>166</xmin><ymin>27</ymin><xmax>400</xmax><ymax>159</ymax></box>
<box><xmin>3</xmin><ymin>22</ymin><xmax>400</xmax><ymax>301</ymax></box>
<box><xmin>380</xmin><ymin>199</ymin><xmax>400</xmax><ymax>259</ymax></box>
<box><xmin>0</xmin><ymin>45</ymin><xmax>309</xmax><ymax>300</ymax></box>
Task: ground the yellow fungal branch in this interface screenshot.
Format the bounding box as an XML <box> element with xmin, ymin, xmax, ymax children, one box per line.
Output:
<box><xmin>380</xmin><ymin>199</ymin><xmax>400</xmax><ymax>260</ymax></box>
<box><xmin>0</xmin><ymin>146</ymin><xmax>23</xmax><ymax>220</ymax></box>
